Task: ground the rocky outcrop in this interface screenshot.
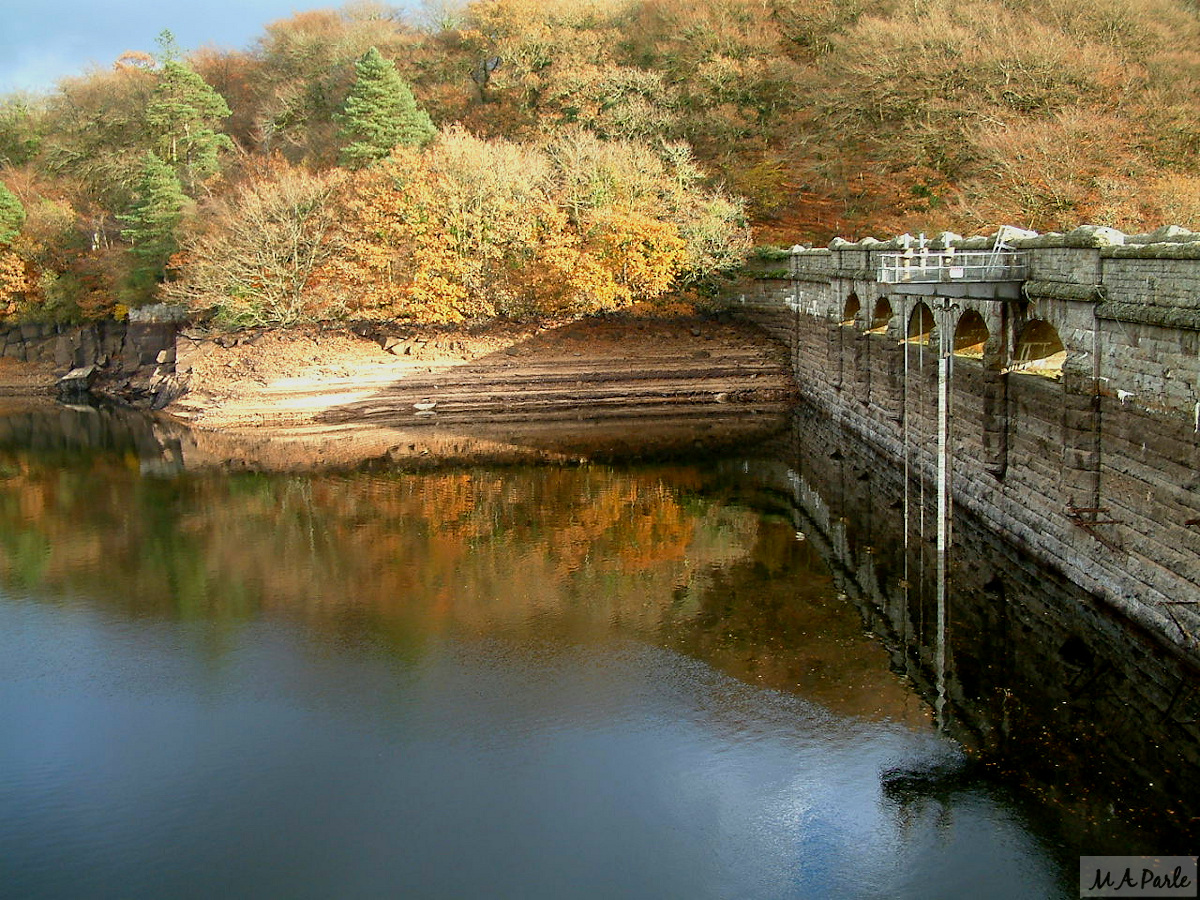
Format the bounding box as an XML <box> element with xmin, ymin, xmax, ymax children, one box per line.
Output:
<box><xmin>0</xmin><ymin>318</ymin><xmax>181</xmax><ymax>407</ymax></box>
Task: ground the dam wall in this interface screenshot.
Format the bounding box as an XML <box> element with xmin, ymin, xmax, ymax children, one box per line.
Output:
<box><xmin>736</xmin><ymin>406</ymin><xmax>1200</xmax><ymax>849</ymax></box>
<box><xmin>735</xmin><ymin>226</ymin><xmax>1200</xmax><ymax>655</ymax></box>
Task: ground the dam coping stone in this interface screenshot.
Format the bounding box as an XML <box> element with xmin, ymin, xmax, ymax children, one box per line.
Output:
<box><xmin>1096</xmin><ymin>301</ymin><xmax>1200</xmax><ymax>331</ymax></box>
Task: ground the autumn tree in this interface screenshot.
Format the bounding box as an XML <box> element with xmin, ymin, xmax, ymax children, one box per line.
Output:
<box><xmin>0</xmin><ymin>247</ymin><xmax>26</xmax><ymax>318</ymax></box>
<box><xmin>544</xmin><ymin>130</ymin><xmax>749</xmax><ymax>282</ymax></box>
<box><xmin>330</xmin><ymin>133</ymin><xmax>547</xmax><ymax>321</ymax></box>
<box><xmin>37</xmin><ymin>66</ymin><xmax>159</xmax><ymax>212</ymax></box>
<box><xmin>7</xmin><ymin>0</ymin><xmax>1200</xmax><ymax>318</ymax></box>
<box><xmin>419</xmin><ymin>0</ymin><xmax>469</xmax><ymax>32</ymax></box>
<box><xmin>0</xmin><ymin>192</ymin><xmax>88</xmax><ymax>322</ymax></box>
<box><xmin>326</xmin><ymin>126</ymin><xmax>748</xmax><ymax>323</ymax></box>
<box><xmin>145</xmin><ymin>60</ymin><xmax>234</xmax><ymax>190</ymax></box>
<box><xmin>0</xmin><ymin>96</ymin><xmax>45</xmax><ymax>168</ymax></box>
<box><xmin>0</xmin><ymin>181</ymin><xmax>27</xmax><ymax>317</ymax></box>
<box><xmin>166</xmin><ymin>160</ymin><xmax>348</xmax><ymax>325</ymax></box>
<box><xmin>336</xmin><ymin>47</ymin><xmax>435</xmax><ymax>168</ymax></box>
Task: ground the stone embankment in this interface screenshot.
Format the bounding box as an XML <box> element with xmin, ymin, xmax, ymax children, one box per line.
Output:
<box><xmin>0</xmin><ymin>315</ymin><xmax>180</xmax><ymax>406</ymax></box>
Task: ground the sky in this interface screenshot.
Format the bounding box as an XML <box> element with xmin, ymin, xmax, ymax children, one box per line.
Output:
<box><xmin>0</xmin><ymin>1</ymin><xmax>380</xmax><ymax>95</ymax></box>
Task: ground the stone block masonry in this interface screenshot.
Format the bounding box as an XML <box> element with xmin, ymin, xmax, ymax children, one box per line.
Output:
<box><xmin>747</xmin><ymin>406</ymin><xmax>1200</xmax><ymax>847</ymax></box>
<box><xmin>734</xmin><ymin>224</ymin><xmax>1200</xmax><ymax>659</ymax></box>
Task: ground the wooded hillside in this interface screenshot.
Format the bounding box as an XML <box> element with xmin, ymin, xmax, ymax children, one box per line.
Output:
<box><xmin>1</xmin><ymin>0</ymin><xmax>1197</xmax><ymax>324</ymax></box>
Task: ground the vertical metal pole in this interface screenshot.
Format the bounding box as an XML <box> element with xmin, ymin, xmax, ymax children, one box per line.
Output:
<box><xmin>903</xmin><ymin>306</ymin><xmax>909</xmax><ymax>552</ymax></box>
<box><xmin>917</xmin><ymin>306</ymin><xmax>925</xmax><ymax>545</ymax></box>
<box><xmin>1091</xmin><ymin>312</ymin><xmax>1103</xmax><ymax>509</ymax></box>
<box><xmin>902</xmin><ymin>299</ymin><xmax>911</xmax><ymax>661</ymax></box>
<box><xmin>935</xmin><ymin>302</ymin><xmax>952</xmax><ymax>732</ymax></box>
<box><xmin>916</xmin><ymin>305</ymin><xmax>926</xmax><ymax>658</ymax></box>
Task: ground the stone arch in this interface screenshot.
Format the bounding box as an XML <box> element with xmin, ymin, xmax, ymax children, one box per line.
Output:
<box><xmin>953</xmin><ymin>310</ymin><xmax>989</xmax><ymax>359</ymax></box>
<box><xmin>906</xmin><ymin>302</ymin><xmax>935</xmax><ymax>343</ymax></box>
<box><xmin>869</xmin><ymin>298</ymin><xmax>892</xmax><ymax>333</ymax></box>
<box><xmin>1011</xmin><ymin>319</ymin><xmax>1066</xmax><ymax>379</ymax></box>
<box><xmin>842</xmin><ymin>292</ymin><xmax>860</xmax><ymax>326</ymax></box>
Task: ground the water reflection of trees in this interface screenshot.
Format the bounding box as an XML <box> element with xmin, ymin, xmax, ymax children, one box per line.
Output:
<box><xmin>0</xmin><ymin>447</ymin><xmax>918</xmax><ymax>721</ymax></box>
<box><xmin>0</xmin><ymin>458</ymin><xmax>706</xmax><ymax>618</ymax></box>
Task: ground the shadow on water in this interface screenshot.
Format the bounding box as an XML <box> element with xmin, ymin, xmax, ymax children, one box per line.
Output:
<box><xmin>733</xmin><ymin>404</ymin><xmax>1200</xmax><ymax>856</ymax></box>
<box><xmin>0</xmin><ymin>399</ymin><xmax>189</xmax><ymax>471</ymax></box>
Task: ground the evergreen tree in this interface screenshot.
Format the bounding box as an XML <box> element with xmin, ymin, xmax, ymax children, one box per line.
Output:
<box><xmin>0</xmin><ymin>98</ymin><xmax>43</xmax><ymax>168</ymax></box>
<box><xmin>0</xmin><ymin>181</ymin><xmax>24</xmax><ymax>245</ymax></box>
<box><xmin>336</xmin><ymin>47</ymin><xmax>435</xmax><ymax>169</ymax></box>
<box><xmin>155</xmin><ymin>28</ymin><xmax>182</xmax><ymax>65</ymax></box>
<box><xmin>145</xmin><ymin>60</ymin><xmax>234</xmax><ymax>190</ymax></box>
<box><xmin>119</xmin><ymin>151</ymin><xmax>187</xmax><ymax>297</ymax></box>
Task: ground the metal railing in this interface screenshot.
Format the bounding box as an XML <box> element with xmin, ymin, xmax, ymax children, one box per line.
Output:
<box><xmin>877</xmin><ymin>249</ymin><xmax>1029</xmax><ymax>284</ymax></box>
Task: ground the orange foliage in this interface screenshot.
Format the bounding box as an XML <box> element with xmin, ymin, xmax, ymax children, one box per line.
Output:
<box><xmin>10</xmin><ymin>0</ymin><xmax>1200</xmax><ymax>315</ymax></box>
<box><xmin>320</xmin><ymin>128</ymin><xmax>710</xmax><ymax>323</ymax></box>
<box><xmin>0</xmin><ymin>247</ymin><xmax>30</xmax><ymax>317</ymax></box>
<box><xmin>581</xmin><ymin>209</ymin><xmax>686</xmax><ymax>309</ymax></box>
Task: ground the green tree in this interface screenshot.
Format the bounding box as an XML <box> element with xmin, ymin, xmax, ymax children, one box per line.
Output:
<box><xmin>0</xmin><ymin>181</ymin><xmax>25</xmax><ymax>245</ymax></box>
<box><xmin>0</xmin><ymin>96</ymin><xmax>44</xmax><ymax>167</ymax></box>
<box><xmin>336</xmin><ymin>47</ymin><xmax>435</xmax><ymax>168</ymax></box>
<box><xmin>119</xmin><ymin>151</ymin><xmax>187</xmax><ymax>299</ymax></box>
<box><xmin>145</xmin><ymin>60</ymin><xmax>234</xmax><ymax>190</ymax></box>
<box><xmin>155</xmin><ymin>28</ymin><xmax>182</xmax><ymax>65</ymax></box>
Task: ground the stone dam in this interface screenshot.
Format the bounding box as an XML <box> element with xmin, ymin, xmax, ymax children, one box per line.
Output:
<box><xmin>734</xmin><ymin>225</ymin><xmax>1200</xmax><ymax>660</ymax></box>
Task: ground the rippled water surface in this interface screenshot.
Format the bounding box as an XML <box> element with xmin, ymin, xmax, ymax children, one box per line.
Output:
<box><xmin>0</xmin><ymin>406</ymin><xmax>1085</xmax><ymax>898</ymax></box>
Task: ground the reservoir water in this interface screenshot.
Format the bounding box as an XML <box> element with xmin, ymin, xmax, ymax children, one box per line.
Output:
<box><xmin>0</xmin><ymin>403</ymin><xmax>1193</xmax><ymax>899</ymax></box>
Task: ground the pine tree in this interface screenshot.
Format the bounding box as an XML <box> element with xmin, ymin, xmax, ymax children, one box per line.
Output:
<box><xmin>119</xmin><ymin>152</ymin><xmax>188</xmax><ymax>297</ymax></box>
<box><xmin>155</xmin><ymin>28</ymin><xmax>182</xmax><ymax>65</ymax></box>
<box><xmin>0</xmin><ymin>181</ymin><xmax>24</xmax><ymax>245</ymax></box>
<box><xmin>145</xmin><ymin>60</ymin><xmax>234</xmax><ymax>190</ymax></box>
<box><xmin>337</xmin><ymin>47</ymin><xmax>435</xmax><ymax>169</ymax></box>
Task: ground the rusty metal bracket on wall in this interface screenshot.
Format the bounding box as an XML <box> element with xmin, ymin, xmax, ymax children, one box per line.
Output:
<box><xmin>1066</xmin><ymin>505</ymin><xmax>1122</xmax><ymax>552</ymax></box>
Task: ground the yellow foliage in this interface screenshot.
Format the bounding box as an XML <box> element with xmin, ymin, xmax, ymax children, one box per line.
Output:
<box><xmin>1150</xmin><ymin>173</ymin><xmax>1200</xmax><ymax>229</ymax></box>
<box><xmin>323</xmin><ymin>126</ymin><xmax>739</xmax><ymax>323</ymax></box>
<box><xmin>0</xmin><ymin>247</ymin><xmax>29</xmax><ymax>318</ymax></box>
<box><xmin>582</xmin><ymin>209</ymin><xmax>686</xmax><ymax>309</ymax></box>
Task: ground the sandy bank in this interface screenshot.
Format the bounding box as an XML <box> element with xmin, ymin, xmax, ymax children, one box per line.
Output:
<box><xmin>168</xmin><ymin>316</ymin><xmax>795</xmax><ymax>427</ymax></box>
<box><xmin>0</xmin><ymin>317</ymin><xmax>799</xmax><ymax>469</ymax></box>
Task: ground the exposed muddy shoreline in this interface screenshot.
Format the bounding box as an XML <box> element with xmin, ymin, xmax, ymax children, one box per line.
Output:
<box><xmin>167</xmin><ymin>317</ymin><xmax>796</xmax><ymax>427</ymax></box>
<box><xmin>0</xmin><ymin>316</ymin><xmax>799</xmax><ymax>470</ymax></box>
